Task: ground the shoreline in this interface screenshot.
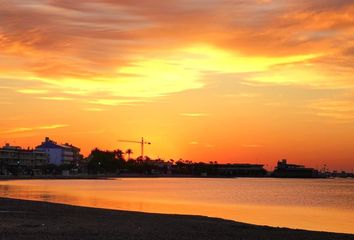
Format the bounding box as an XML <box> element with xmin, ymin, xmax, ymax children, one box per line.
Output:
<box><xmin>1</xmin><ymin>174</ymin><xmax>349</xmax><ymax>180</ymax></box>
<box><xmin>1</xmin><ymin>197</ymin><xmax>353</xmax><ymax>240</ymax></box>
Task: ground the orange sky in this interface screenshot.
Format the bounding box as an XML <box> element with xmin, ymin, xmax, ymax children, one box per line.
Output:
<box><xmin>0</xmin><ymin>0</ymin><xmax>354</xmax><ymax>171</ymax></box>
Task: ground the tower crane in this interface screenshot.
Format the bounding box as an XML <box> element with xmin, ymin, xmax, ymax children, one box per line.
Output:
<box><xmin>118</xmin><ymin>137</ymin><xmax>151</xmax><ymax>160</ymax></box>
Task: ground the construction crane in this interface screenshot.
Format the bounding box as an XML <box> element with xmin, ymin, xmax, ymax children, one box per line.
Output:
<box><xmin>118</xmin><ymin>137</ymin><xmax>151</xmax><ymax>160</ymax></box>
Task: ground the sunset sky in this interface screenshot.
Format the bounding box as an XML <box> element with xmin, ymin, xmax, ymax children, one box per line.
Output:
<box><xmin>0</xmin><ymin>0</ymin><xmax>353</xmax><ymax>171</ymax></box>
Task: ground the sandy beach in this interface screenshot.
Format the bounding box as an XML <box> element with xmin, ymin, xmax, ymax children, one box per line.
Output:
<box><xmin>0</xmin><ymin>198</ymin><xmax>353</xmax><ymax>240</ymax></box>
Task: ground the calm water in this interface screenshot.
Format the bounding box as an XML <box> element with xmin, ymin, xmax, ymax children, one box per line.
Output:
<box><xmin>0</xmin><ymin>178</ymin><xmax>353</xmax><ymax>234</ymax></box>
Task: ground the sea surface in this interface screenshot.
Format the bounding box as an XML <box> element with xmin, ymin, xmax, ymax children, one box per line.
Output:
<box><xmin>0</xmin><ymin>178</ymin><xmax>353</xmax><ymax>234</ymax></box>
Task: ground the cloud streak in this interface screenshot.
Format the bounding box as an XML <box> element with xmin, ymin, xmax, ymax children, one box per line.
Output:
<box><xmin>309</xmin><ymin>99</ymin><xmax>354</xmax><ymax>123</ymax></box>
<box><xmin>0</xmin><ymin>0</ymin><xmax>353</xmax><ymax>102</ymax></box>
<box><xmin>1</xmin><ymin>124</ymin><xmax>69</xmax><ymax>134</ymax></box>
<box><xmin>180</xmin><ymin>113</ymin><xmax>209</xmax><ymax>117</ymax></box>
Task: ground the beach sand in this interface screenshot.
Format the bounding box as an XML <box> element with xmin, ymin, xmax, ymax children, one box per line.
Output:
<box><xmin>0</xmin><ymin>197</ymin><xmax>353</xmax><ymax>240</ymax></box>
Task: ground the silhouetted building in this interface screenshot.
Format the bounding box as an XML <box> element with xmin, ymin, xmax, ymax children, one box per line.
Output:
<box><xmin>272</xmin><ymin>159</ymin><xmax>319</xmax><ymax>178</ymax></box>
<box><xmin>0</xmin><ymin>143</ymin><xmax>48</xmax><ymax>175</ymax></box>
<box><xmin>36</xmin><ymin>137</ymin><xmax>82</xmax><ymax>165</ymax></box>
<box><xmin>217</xmin><ymin>164</ymin><xmax>267</xmax><ymax>177</ymax></box>
<box><xmin>63</xmin><ymin>143</ymin><xmax>83</xmax><ymax>166</ymax></box>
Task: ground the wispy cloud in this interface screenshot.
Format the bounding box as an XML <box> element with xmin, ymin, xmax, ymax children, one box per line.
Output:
<box><xmin>1</xmin><ymin>1</ymin><xmax>352</xmax><ymax>102</ymax></box>
<box><xmin>2</xmin><ymin>127</ymin><xmax>33</xmax><ymax>134</ymax></box>
<box><xmin>17</xmin><ymin>89</ymin><xmax>49</xmax><ymax>94</ymax></box>
<box><xmin>1</xmin><ymin>124</ymin><xmax>69</xmax><ymax>134</ymax></box>
<box><xmin>221</xmin><ymin>93</ymin><xmax>261</xmax><ymax>98</ymax></box>
<box><xmin>180</xmin><ymin>113</ymin><xmax>209</xmax><ymax>117</ymax></box>
<box><xmin>245</xmin><ymin>61</ymin><xmax>354</xmax><ymax>89</ymax></box>
<box><xmin>37</xmin><ymin>124</ymin><xmax>69</xmax><ymax>130</ymax></box>
<box><xmin>82</xmin><ymin>107</ymin><xmax>105</xmax><ymax>112</ymax></box>
<box><xmin>309</xmin><ymin>99</ymin><xmax>354</xmax><ymax>123</ymax></box>
<box><xmin>38</xmin><ymin>96</ymin><xmax>74</xmax><ymax>101</ymax></box>
<box><xmin>89</xmin><ymin>98</ymin><xmax>144</xmax><ymax>106</ymax></box>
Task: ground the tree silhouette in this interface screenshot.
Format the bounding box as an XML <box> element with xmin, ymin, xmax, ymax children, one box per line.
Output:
<box><xmin>87</xmin><ymin>148</ymin><xmax>125</xmax><ymax>174</ymax></box>
<box><xmin>114</xmin><ymin>149</ymin><xmax>124</xmax><ymax>160</ymax></box>
<box><xmin>125</xmin><ymin>149</ymin><xmax>133</xmax><ymax>160</ymax></box>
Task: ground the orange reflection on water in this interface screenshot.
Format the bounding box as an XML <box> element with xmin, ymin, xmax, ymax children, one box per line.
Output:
<box><xmin>0</xmin><ymin>178</ymin><xmax>353</xmax><ymax>234</ymax></box>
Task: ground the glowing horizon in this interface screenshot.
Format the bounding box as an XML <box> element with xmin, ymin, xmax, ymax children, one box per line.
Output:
<box><xmin>1</xmin><ymin>0</ymin><xmax>354</xmax><ymax>171</ymax></box>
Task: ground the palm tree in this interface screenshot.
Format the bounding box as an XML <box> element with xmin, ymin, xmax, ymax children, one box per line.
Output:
<box><xmin>114</xmin><ymin>149</ymin><xmax>124</xmax><ymax>160</ymax></box>
<box><xmin>125</xmin><ymin>149</ymin><xmax>133</xmax><ymax>160</ymax></box>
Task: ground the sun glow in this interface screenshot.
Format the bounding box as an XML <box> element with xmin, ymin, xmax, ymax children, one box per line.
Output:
<box><xmin>3</xmin><ymin>43</ymin><xmax>322</xmax><ymax>100</ymax></box>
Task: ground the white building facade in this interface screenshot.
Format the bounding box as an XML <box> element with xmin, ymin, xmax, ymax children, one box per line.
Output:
<box><xmin>36</xmin><ymin>137</ymin><xmax>77</xmax><ymax>165</ymax></box>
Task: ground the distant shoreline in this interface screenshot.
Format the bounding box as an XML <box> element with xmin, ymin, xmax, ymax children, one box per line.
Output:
<box><xmin>1</xmin><ymin>173</ymin><xmax>350</xmax><ymax>181</ymax></box>
<box><xmin>1</xmin><ymin>197</ymin><xmax>353</xmax><ymax>240</ymax></box>
<box><xmin>0</xmin><ymin>174</ymin><xmax>240</xmax><ymax>180</ymax></box>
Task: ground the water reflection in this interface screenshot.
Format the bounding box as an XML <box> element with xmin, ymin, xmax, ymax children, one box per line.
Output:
<box><xmin>0</xmin><ymin>178</ymin><xmax>353</xmax><ymax>234</ymax></box>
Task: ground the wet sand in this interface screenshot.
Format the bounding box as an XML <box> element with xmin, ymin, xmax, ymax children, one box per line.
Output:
<box><xmin>1</xmin><ymin>198</ymin><xmax>353</xmax><ymax>240</ymax></box>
